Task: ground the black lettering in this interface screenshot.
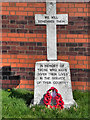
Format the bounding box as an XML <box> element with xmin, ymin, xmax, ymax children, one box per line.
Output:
<box><xmin>40</xmin><ymin>64</ymin><xmax>43</xmax><ymax>67</ymax></box>
<box><xmin>45</xmin><ymin>16</ymin><xmax>49</xmax><ymax>19</ymax></box>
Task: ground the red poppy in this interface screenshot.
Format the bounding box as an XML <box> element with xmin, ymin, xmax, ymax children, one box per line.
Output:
<box><xmin>43</xmin><ymin>87</ymin><xmax>64</xmax><ymax>109</ymax></box>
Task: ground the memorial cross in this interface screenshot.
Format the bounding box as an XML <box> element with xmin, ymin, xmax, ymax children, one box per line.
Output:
<box><xmin>35</xmin><ymin>0</ymin><xmax>68</xmax><ymax>60</ymax></box>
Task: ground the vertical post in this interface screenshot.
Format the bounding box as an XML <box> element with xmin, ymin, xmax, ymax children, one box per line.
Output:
<box><xmin>46</xmin><ymin>1</ymin><xmax>57</xmax><ymax>60</ymax></box>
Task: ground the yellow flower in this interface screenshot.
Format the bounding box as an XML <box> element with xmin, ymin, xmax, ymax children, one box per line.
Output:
<box><xmin>8</xmin><ymin>89</ymin><xmax>10</xmax><ymax>92</ymax></box>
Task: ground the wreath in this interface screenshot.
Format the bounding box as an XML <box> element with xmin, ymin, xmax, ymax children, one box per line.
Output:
<box><xmin>43</xmin><ymin>87</ymin><xmax>64</xmax><ymax>109</ymax></box>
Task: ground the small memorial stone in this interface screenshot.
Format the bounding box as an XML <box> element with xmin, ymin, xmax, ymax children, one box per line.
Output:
<box><xmin>34</xmin><ymin>61</ymin><xmax>76</xmax><ymax>108</ymax></box>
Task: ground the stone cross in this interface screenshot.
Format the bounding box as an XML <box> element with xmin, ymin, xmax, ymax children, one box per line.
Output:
<box><xmin>35</xmin><ymin>0</ymin><xmax>68</xmax><ymax>60</ymax></box>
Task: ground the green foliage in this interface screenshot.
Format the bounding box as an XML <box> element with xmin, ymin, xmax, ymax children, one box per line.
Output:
<box><xmin>2</xmin><ymin>89</ymin><xmax>90</xmax><ymax>119</ymax></box>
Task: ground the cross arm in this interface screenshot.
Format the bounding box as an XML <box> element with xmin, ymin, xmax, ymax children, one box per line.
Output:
<box><xmin>35</xmin><ymin>14</ymin><xmax>68</xmax><ymax>25</ymax></box>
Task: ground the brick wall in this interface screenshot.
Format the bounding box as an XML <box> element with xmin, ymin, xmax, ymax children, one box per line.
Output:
<box><xmin>1</xmin><ymin>2</ymin><xmax>89</xmax><ymax>91</ymax></box>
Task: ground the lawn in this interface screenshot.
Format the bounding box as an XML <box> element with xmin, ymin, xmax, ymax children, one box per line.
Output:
<box><xmin>1</xmin><ymin>89</ymin><xmax>90</xmax><ymax>119</ymax></box>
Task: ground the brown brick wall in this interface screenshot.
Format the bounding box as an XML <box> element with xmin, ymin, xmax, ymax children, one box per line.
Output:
<box><xmin>1</xmin><ymin>2</ymin><xmax>90</xmax><ymax>91</ymax></box>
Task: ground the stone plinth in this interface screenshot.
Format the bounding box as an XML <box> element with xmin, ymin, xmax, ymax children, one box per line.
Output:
<box><xmin>34</xmin><ymin>61</ymin><xmax>76</xmax><ymax>108</ymax></box>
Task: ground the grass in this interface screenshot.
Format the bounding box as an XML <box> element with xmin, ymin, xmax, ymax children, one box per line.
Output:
<box><xmin>1</xmin><ymin>89</ymin><xmax>90</xmax><ymax>119</ymax></box>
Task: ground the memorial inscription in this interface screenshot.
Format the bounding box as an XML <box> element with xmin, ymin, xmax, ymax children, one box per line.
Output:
<box><xmin>36</xmin><ymin>62</ymin><xmax>68</xmax><ymax>83</ymax></box>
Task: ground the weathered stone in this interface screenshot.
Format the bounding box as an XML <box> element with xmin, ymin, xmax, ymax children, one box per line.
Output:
<box><xmin>34</xmin><ymin>61</ymin><xmax>76</xmax><ymax>108</ymax></box>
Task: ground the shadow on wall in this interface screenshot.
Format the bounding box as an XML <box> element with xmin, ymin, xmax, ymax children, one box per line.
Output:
<box><xmin>1</xmin><ymin>66</ymin><xmax>20</xmax><ymax>89</ymax></box>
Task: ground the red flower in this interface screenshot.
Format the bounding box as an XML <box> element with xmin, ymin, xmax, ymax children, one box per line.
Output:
<box><xmin>43</xmin><ymin>87</ymin><xmax>64</xmax><ymax>109</ymax></box>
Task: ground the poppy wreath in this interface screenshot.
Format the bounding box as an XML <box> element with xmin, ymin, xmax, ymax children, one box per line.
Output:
<box><xmin>43</xmin><ymin>87</ymin><xmax>64</xmax><ymax>109</ymax></box>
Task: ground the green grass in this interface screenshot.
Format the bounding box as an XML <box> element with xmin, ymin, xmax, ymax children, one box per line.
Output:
<box><xmin>2</xmin><ymin>89</ymin><xmax>90</xmax><ymax>119</ymax></box>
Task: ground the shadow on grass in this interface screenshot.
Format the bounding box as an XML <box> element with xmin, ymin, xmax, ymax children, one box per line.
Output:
<box><xmin>8</xmin><ymin>89</ymin><xmax>34</xmax><ymax>106</ymax></box>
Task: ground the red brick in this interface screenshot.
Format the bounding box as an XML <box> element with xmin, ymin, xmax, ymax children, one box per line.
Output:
<box><xmin>8</xmin><ymin>59</ymin><xmax>19</xmax><ymax>63</ymax></box>
<box><xmin>78</xmin><ymin>34</ymin><xmax>84</xmax><ymax>39</ymax></box>
<box><xmin>2</xmin><ymin>37</ymin><xmax>10</xmax><ymax>41</ymax></box>
<box><xmin>84</xmin><ymin>35</ymin><xmax>88</xmax><ymax>38</ymax></box>
<box><xmin>36</xmin><ymin>34</ymin><xmax>42</xmax><ymax>38</ymax></box>
<box><xmin>72</xmin><ymin>86</ymin><xmax>78</xmax><ymax>91</ymax></box>
<box><xmin>58</xmin><ymin>56</ymin><xmax>68</xmax><ymax>60</ymax></box>
<box><xmin>19</xmin><ymin>7</ymin><xmax>24</xmax><ymax>11</ymax></box>
<box><xmin>75</xmin><ymin>3</ymin><xmax>86</xmax><ymax>8</ymax></box>
<box><xmin>2</xmin><ymin>2</ymin><xmax>9</xmax><ymax>6</ymax></box>
<box><xmin>75</xmin><ymin>39</ymin><xmax>87</xmax><ymax>43</ymax></box>
<box><xmin>76</xmin><ymin>56</ymin><xmax>86</xmax><ymax>60</ymax></box>
<box><xmin>26</xmin><ymin>85</ymin><xmax>34</xmax><ymax>89</ymax></box>
<box><xmin>75</xmin><ymin>65</ymin><xmax>87</xmax><ymax>69</ymax></box>
<box><xmin>78</xmin><ymin>8</ymin><xmax>83</xmax><ymax>12</ymax></box>
<box><xmin>20</xmin><ymin>85</ymin><xmax>26</xmax><ymax>89</ymax></box>
<box><xmin>34</xmin><ymin>55</ymin><xmax>46</xmax><ymax>60</ymax></box>
<box><xmin>2</xmin><ymin>7</ymin><xmax>6</xmax><ymax>10</ymax></box>
<box><xmin>84</xmin><ymin>61</ymin><xmax>88</xmax><ymax>65</ymax></box>
<box><xmin>58</xmin><ymin>39</ymin><xmax>68</xmax><ymax>43</ymax></box>
<box><xmin>34</xmin><ymin>3</ymin><xmax>45</xmax><ymax>7</ymax></box>
<box><xmin>9</xmin><ymin>2</ymin><xmax>16</xmax><ymax>6</ymax></box>
<box><xmin>35</xmin><ymin>38</ymin><xmax>45</xmax><ymax>42</ymax></box>
<box><xmin>27</xmin><ymin>3</ymin><xmax>34</xmax><ymax>7</ymax></box>
<box><xmin>68</xmin><ymin>39</ymin><xmax>74</xmax><ymax>43</ymax></box>
<box><xmin>66</xmin><ymin>8</ymin><xmax>77</xmax><ymax>12</ymax></box>
<box><xmin>28</xmin><ymin>38</ymin><xmax>34</xmax><ymax>42</ymax></box>
<box><xmin>17</xmin><ymin>55</ymin><xmax>28</xmax><ymax>59</ymax></box>
<box><xmin>20</xmin><ymin>80</ymin><xmax>28</xmax><ymax>84</ymax></box>
<box><xmin>60</xmin><ymin>8</ymin><xmax>66</xmax><ymax>12</ymax></box>
<box><xmin>2</xmin><ymin>55</ymin><xmax>10</xmax><ymax>58</ymax></box>
<box><xmin>57</xmin><ymin>3</ymin><xmax>68</xmax><ymax>7</ymax></box>
<box><xmin>78</xmin><ymin>86</ymin><xmax>84</xmax><ymax>90</ymax></box>
<box><xmin>17</xmin><ymin>64</ymin><xmax>29</xmax><ymax>67</ymax></box>
<box><xmin>11</xmin><ymin>55</ymin><xmax>17</xmax><ymax>58</ymax></box>
<box><xmin>69</xmin><ymin>60</ymin><xmax>77</xmax><ymax>65</ymax></box>
<box><xmin>71</xmin><ymin>81</ymin><xmax>75</xmax><ymax>86</ymax></box>
<box><xmin>2</xmin><ymin>59</ymin><xmax>7</xmax><ymax>62</ymax></box>
<box><xmin>2</xmin><ymin>80</ymin><xmax>10</xmax><ymax>84</ymax></box>
<box><xmin>2</xmin><ymin>85</ymin><xmax>8</xmax><ymax>89</ymax></box>
<box><xmin>20</xmin><ymin>59</ymin><xmax>26</xmax><ymax>63</ymax></box>
<box><xmin>69</xmin><ymin>56</ymin><xmax>75</xmax><ymax>60</ymax></box>
<box><xmin>75</xmin><ymin>13</ymin><xmax>86</xmax><ymax>17</ymax></box>
<box><xmin>87</xmin><ymin>12</ymin><xmax>90</xmax><ymax>17</ymax></box>
<box><xmin>25</xmin><ymin>7</ymin><xmax>35</xmax><ymax>11</ymax></box>
<box><xmin>28</xmin><ymin>64</ymin><xmax>34</xmax><ymax>68</ymax></box>
<box><xmin>16</xmin><ymin>3</ymin><xmax>27</xmax><ymax>7</ymax></box>
<box><xmin>28</xmin><ymin>12</ymin><xmax>33</xmax><ymax>16</ymax></box>
<box><xmin>2</xmin><ymin>11</ymin><xmax>9</xmax><ymax>15</ymax></box>
<box><xmin>7</xmin><ymin>7</ymin><xmax>18</xmax><ymax>11</ymax></box>
<box><xmin>78</xmin><ymin>61</ymin><xmax>84</xmax><ymax>65</ymax></box>
<box><xmin>67</xmin><ymin>34</ymin><xmax>77</xmax><ymax>38</ymax></box>
<box><xmin>75</xmin><ymin>81</ymin><xmax>86</xmax><ymax>86</ymax></box>
<box><xmin>2</xmin><ymin>63</ymin><xmax>10</xmax><ymax>67</ymax></box>
<box><xmin>28</xmin><ymin>80</ymin><xmax>34</xmax><ymax>84</ymax></box>
<box><xmin>84</xmin><ymin>8</ymin><xmax>88</xmax><ymax>12</ymax></box>
<box><xmin>36</xmin><ymin>8</ymin><xmax>42</xmax><ymax>12</ymax></box>
<box><xmin>8</xmin><ymin>33</ymin><xmax>19</xmax><ymax>37</ymax></box>
<box><xmin>10</xmin><ymin>11</ymin><xmax>15</xmax><ymax>15</ymax></box>
<box><xmin>25</xmin><ymin>34</ymin><xmax>36</xmax><ymax>38</ymax></box>
<box><xmin>16</xmin><ymin>12</ymin><xmax>27</xmax><ymax>16</ymax></box>
<box><xmin>11</xmin><ymin>63</ymin><xmax>17</xmax><ymax>67</ymax></box>
<box><xmin>69</xmin><ymin>13</ymin><xmax>75</xmax><ymax>17</ymax></box>
<box><xmin>70</xmin><ymin>65</ymin><xmax>75</xmax><ymax>68</ymax></box>
<box><xmin>68</xmin><ymin>3</ymin><xmax>75</xmax><ymax>7</ymax></box>
<box><xmin>11</xmin><ymin>80</ymin><xmax>18</xmax><ymax>84</ymax></box>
